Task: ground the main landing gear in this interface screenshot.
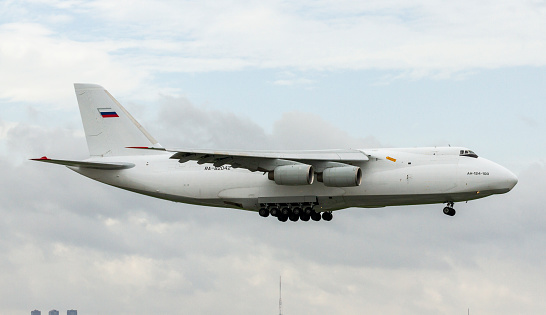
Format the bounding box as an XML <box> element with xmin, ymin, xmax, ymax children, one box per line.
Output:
<box><xmin>258</xmin><ymin>204</ymin><xmax>333</xmax><ymax>222</ymax></box>
<box><xmin>443</xmin><ymin>201</ymin><xmax>456</xmax><ymax>216</ymax></box>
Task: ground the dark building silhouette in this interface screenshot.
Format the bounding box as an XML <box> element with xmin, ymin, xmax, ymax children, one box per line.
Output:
<box><xmin>31</xmin><ymin>311</ymin><xmax>41</xmax><ymax>315</ymax></box>
<box><xmin>67</xmin><ymin>310</ymin><xmax>77</xmax><ymax>315</ymax></box>
<box><xmin>49</xmin><ymin>310</ymin><xmax>59</xmax><ymax>315</ymax></box>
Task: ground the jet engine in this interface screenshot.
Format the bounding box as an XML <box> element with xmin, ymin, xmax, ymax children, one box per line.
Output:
<box><xmin>268</xmin><ymin>165</ymin><xmax>314</xmax><ymax>185</ymax></box>
<box><xmin>318</xmin><ymin>166</ymin><xmax>362</xmax><ymax>187</ymax></box>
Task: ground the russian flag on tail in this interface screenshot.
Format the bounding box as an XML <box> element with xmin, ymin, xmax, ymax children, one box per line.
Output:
<box><xmin>98</xmin><ymin>108</ymin><xmax>119</xmax><ymax>118</ymax></box>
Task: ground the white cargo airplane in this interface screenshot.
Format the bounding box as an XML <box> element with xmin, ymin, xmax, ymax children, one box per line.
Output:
<box><xmin>32</xmin><ymin>84</ymin><xmax>518</xmax><ymax>222</ymax></box>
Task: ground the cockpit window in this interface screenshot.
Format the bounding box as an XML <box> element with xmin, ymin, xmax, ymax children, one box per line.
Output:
<box><xmin>460</xmin><ymin>149</ymin><xmax>478</xmax><ymax>158</ymax></box>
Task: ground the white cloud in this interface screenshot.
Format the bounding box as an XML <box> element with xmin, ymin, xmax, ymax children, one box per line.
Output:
<box><xmin>272</xmin><ymin>71</ymin><xmax>316</xmax><ymax>87</ymax></box>
<box><xmin>0</xmin><ymin>22</ymin><xmax>146</xmax><ymax>105</ymax></box>
<box><xmin>152</xmin><ymin>95</ymin><xmax>381</xmax><ymax>150</ymax></box>
<box><xmin>272</xmin><ymin>78</ymin><xmax>315</xmax><ymax>86</ymax></box>
<box><xmin>1</xmin><ymin>0</ymin><xmax>544</xmax><ymax>106</ymax></box>
<box><xmin>0</xmin><ymin>120</ymin><xmax>18</xmax><ymax>140</ymax></box>
<box><xmin>82</xmin><ymin>0</ymin><xmax>546</xmax><ymax>72</ymax></box>
<box><xmin>0</xmin><ymin>0</ymin><xmax>544</xmax><ymax>106</ymax></box>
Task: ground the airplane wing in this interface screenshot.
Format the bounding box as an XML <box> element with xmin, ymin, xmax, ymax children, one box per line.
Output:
<box><xmin>128</xmin><ymin>147</ymin><xmax>368</xmax><ymax>172</ymax></box>
<box><xmin>127</xmin><ymin>147</ymin><xmax>367</xmax><ymax>186</ymax></box>
<box><xmin>30</xmin><ymin>157</ymin><xmax>135</xmax><ymax>170</ymax></box>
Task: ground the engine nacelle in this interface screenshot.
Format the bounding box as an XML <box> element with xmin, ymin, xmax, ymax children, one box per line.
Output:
<box><xmin>318</xmin><ymin>166</ymin><xmax>362</xmax><ymax>187</ymax></box>
<box><xmin>268</xmin><ymin>165</ymin><xmax>314</xmax><ymax>185</ymax></box>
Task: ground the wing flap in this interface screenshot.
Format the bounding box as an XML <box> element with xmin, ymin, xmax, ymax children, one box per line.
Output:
<box><xmin>30</xmin><ymin>157</ymin><xmax>134</xmax><ymax>170</ymax></box>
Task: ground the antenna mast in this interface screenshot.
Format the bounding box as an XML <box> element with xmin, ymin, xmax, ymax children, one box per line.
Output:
<box><xmin>279</xmin><ymin>275</ymin><xmax>283</xmax><ymax>315</ymax></box>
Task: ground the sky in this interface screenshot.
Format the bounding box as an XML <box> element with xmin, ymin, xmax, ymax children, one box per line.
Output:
<box><xmin>0</xmin><ymin>0</ymin><xmax>545</xmax><ymax>314</ymax></box>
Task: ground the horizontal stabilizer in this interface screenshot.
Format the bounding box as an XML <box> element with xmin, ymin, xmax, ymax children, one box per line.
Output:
<box><xmin>30</xmin><ymin>157</ymin><xmax>134</xmax><ymax>170</ymax></box>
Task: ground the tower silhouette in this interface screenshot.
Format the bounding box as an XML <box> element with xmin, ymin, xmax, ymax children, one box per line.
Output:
<box><xmin>279</xmin><ymin>276</ymin><xmax>283</xmax><ymax>315</ymax></box>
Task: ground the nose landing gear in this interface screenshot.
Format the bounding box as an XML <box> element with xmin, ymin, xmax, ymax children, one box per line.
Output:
<box><xmin>443</xmin><ymin>201</ymin><xmax>456</xmax><ymax>216</ymax></box>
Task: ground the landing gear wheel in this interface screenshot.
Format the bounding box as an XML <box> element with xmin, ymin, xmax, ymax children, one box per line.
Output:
<box><xmin>258</xmin><ymin>208</ymin><xmax>269</xmax><ymax>217</ymax></box>
<box><xmin>311</xmin><ymin>211</ymin><xmax>321</xmax><ymax>221</ymax></box>
<box><xmin>278</xmin><ymin>214</ymin><xmax>288</xmax><ymax>222</ymax></box>
<box><xmin>443</xmin><ymin>205</ymin><xmax>456</xmax><ymax>216</ymax></box>
<box><xmin>270</xmin><ymin>207</ymin><xmax>279</xmax><ymax>217</ymax></box>
<box><xmin>281</xmin><ymin>207</ymin><xmax>291</xmax><ymax>216</ymax></box>
<box><xmin>292</xmin><ymin>207</ymin><xmax>302</xmax><ymax>216</ymax></box>
<box><xmin>303</xmin><ymin>206</ymin><xmax>313</xmax><ymax>215</ymax></box>
<box><xmin>300</xmin><ymin>213</ymin><xmax>310</xmax><ymax>221</ymax></box>
<box><xmin>289</xmin><ymin>213</ymin><xmax>300</xmax><ymax>221</ymax></box>
<box><xmin>322</xmin><ymin>211</ymin><xmax>333</xmax><ymax>221</ymax></box>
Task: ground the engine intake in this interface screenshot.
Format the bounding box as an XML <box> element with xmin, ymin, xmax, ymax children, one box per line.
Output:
<box><xmin>268</xmin><ymin>165</ymin><xmax>314</xmax><ymax>185</ymax></box>
<box><xmin>318</xmin><ymin>166</ymin><xmax>362</xmax><ymax>187</ymax></box>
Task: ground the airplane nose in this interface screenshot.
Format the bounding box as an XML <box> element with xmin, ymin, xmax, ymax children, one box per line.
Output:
<box><xmin>495</xmin><ymin>164</ymin><xmax>518</xmax><ymax>192</ymax></box>
<box><xmin>504</xmin><ymin>169</ymin><xmax>518</xmax><ymax>191</ymax></box>
<box><xmin>481</xmin><ymin>158</ymin><xmax>518</xmax><ymax>193</ymax></box>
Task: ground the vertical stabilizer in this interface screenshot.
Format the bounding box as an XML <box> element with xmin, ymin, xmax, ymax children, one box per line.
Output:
<box><xmin>74</xmin><ymin>83</ymin><xmax>162</xmax><ymax>157</ymax></box>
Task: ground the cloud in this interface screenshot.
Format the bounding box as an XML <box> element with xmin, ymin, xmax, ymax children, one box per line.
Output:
<box><xmin>1</xmin><ymin>99</ymin><xmax>545</xmax><ymax>314</ymax></box>
<box><xmin>0</xmin><ymin>120</ymin><xmax>18</xmax><ymax>140</ymax></box>
<box><xmin>82</xmin><ymin>1</ymin><xmax>546</xmax><ymax>73</ymax></box>
<box><xmin>152</xmin><ymin>96</ymin><xmax>270</xmax><ymax>150</ymax></box>
<box><xmin>272</xmin><ymin>78</ymin><xmax>315</xmax><ymax>87</ymax></box>
<box><xmin>0</xmin><ymin>22</ymin><xmax>146</xmax><ymax>105</ymax></box>
<box><xmin>152</xmin><ymin>95</ymin><xmax>381</xmax><ymax>150</ymax></box>
<box><xmin>1</xmin><ymin>0</ymin><xmax>545</xmax><ymax>108</ymax></box>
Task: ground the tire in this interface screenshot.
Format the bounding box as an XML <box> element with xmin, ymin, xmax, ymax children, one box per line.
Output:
<box><xmin>258</xmin><ymin>208</ymin><xmax>269</xmax><ymax>217</ymax></box>
<box><xmin>322</xmin><ymin>212</ymin><xmax>333</xmax><ymax>221</ymax></box>
<box><xmin>281</xmin><ymin>207</ymin><xmax>291</xmax><ymax>216</ymax></box>
<box><xmin>289</xmin><ymin>213</ymin><xmax>299</xmax><ymax>221</ymax></box>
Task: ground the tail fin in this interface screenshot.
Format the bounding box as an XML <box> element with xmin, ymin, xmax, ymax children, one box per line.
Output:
<box><xmin>74</xmin><ymin>83</ymin><xmax>162</xmax><ymax>157</ymax></box>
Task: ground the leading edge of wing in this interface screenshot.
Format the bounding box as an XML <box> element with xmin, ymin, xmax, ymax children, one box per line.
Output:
<box><xmin>30</xmin><ymin>157</ymin><xmax>135</xmax><ymax>170</ymax></box>
<box><xmin>127</xmin><ymin>147</ymin><xmax>369</xmax><ymax>162</ymax></box>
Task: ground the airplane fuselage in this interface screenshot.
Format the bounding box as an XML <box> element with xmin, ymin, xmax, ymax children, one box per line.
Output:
<box><xmin>71</xmin><ymin>146</ymin><xmax>518</xmax><ymax>212</ymax></box>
